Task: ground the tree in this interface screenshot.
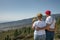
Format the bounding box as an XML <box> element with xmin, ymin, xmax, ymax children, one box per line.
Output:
<box><xmin>4</xmin><ymin>35</ymin><xmax>11</xmax><ymax>40</ymax></box>
<box><xmin>57</xmin><ymin>18</ymin><xmax>60</xmax><ymax>25</ymax></box>
<box><xmin>19</xmin><ymin>30</ymin><xmax>22</xmax><ymax>34</ymax></box>
<box><xmin>14</xmin><ymin>29</ymin><xmax>19</xmax><ymax>37</ymax></box>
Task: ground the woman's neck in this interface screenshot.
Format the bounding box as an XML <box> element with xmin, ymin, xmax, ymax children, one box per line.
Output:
<box><xmin>38</xmin><ymin>19</ymin><xmax>42</xmax><ymax>21</ymax></box>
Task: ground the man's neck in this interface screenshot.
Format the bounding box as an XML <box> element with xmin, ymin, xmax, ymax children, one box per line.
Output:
<box><xmin>47</xmin><ymin>15</ymin><xmax>51</xmax><ymax>17</ymax></box>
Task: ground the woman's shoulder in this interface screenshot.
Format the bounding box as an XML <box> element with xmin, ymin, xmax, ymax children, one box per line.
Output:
<box><xmin>34</xmin><ymin>21</ymin><xmax>39</xmax><ymax>23</ymax></box>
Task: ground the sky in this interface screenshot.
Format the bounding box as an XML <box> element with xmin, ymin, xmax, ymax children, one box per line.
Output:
<box><xmin>0</xmin><ymin>0</ymin><xmax>60</xmax><ymax>23</ymax></box>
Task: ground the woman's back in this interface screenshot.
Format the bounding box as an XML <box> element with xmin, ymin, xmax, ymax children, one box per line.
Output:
<box><xmin>33</xmin><ymin>20</ymin><xmax>46</xmax><ymax>35</ymax></box>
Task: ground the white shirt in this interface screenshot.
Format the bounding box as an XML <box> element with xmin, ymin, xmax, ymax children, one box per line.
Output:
<box><xmin>33</xmin><ymin>20</ymin><xmax>46</xmax><ymax>35</ymax></box>
<box><xmin>46</xmin><ymin>16</ymin><xmax>56</xmax><ymax>29</ymax></box>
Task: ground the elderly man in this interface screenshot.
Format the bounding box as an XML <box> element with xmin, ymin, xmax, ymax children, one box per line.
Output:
<box><xmin>45</xmin><ymin>10</ymin><xmax>56</xmax><ymax>40</ymax></box>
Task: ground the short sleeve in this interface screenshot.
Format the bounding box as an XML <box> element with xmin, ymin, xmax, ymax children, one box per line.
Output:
<box><xmin>46</xmin><ymin>17</ymin><xmax>52</xmax><ymax>24</ymax></box>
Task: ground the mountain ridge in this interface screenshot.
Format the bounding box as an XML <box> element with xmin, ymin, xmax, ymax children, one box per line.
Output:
<box><xmin>0</xmin><ymin>14</ymin><xmax>60</xmax><ymax>31</ymax></box>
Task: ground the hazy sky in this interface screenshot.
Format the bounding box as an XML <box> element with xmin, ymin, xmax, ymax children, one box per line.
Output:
<box><xmin>0</xmin><ymin>0</ymin><xmax>60</xmax><ymax>22</ymax></box>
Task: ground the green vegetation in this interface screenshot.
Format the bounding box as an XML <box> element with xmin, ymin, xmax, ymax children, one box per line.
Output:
<box><xmin>4</xmin><ymin>35</ymin><xmax>11</xmax><ymax>40</ymax></box>
<box><xmin>0</xmin><ymin>18</ymin><xmax>60</xmax><ymax>40</ymax></box>
<box><xmin>0</xmin><ymin>26</ymin><xmax>34</xmax><ymax>40</ymax></box>
<box><xmin>55</xmin><ymin>18</ymin><xmax>60</xmax><ymax>39</ymax></box>
<box><xmin>14</xmin><ymin>29</ymin><xmax>19</xmax><ymax>37</ymax></box>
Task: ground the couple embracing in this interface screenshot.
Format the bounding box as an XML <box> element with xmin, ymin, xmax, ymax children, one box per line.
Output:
<box><xmin>32</xmin><ymin>10</ymin><xmax>56</xmax><ymax>40</ymax></box>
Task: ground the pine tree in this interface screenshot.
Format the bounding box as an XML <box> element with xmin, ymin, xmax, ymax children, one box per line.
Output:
<box><xmin>14</xmin><ymin>29</ymin><xmax>19</xmax><ymax>37</ymax></box>
<box><xmin>4</xmin><ymin>35</ymin><xmax>11</xmax><ymax>40</ymax></box>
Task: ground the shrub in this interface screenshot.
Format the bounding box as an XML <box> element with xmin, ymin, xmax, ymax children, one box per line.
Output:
<box><xmin>4</xmin><ymin>35</ymin><xmax>11</xmax><ymax>40</ymax></box>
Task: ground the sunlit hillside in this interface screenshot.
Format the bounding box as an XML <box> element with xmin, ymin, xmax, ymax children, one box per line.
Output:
<box><xmin>0</xmin><ymin>14</ymin><xmax>60</xmax><ymax>40</ymax></box>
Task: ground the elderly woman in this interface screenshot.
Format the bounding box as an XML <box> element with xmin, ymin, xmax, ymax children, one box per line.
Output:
<box><xmin>32</xmin><ymin>13</ymin><xmax>46</xmax><ymax>40</ymax></box>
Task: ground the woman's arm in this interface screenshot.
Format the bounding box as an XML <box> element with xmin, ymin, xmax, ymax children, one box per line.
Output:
<box><xmin>35</xmin><ymin>26</ymin><xmax>47</xmax><ymax>31</ymax></box>
<box><xmin>46</xmin><ymin>24</ymin><xmax>50</xmax><ymax>30</ymax></box>
<box><xmin>32</xmin><ymin>25</ymin><xmax>35</xmax><ymax>30</ymax></box>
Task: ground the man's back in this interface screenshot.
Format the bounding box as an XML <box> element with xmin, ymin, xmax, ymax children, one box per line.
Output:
<box><xmin>46</xmin><ymin>16</ymin><xmax>56</xmax><ymax>29</ymax></box>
